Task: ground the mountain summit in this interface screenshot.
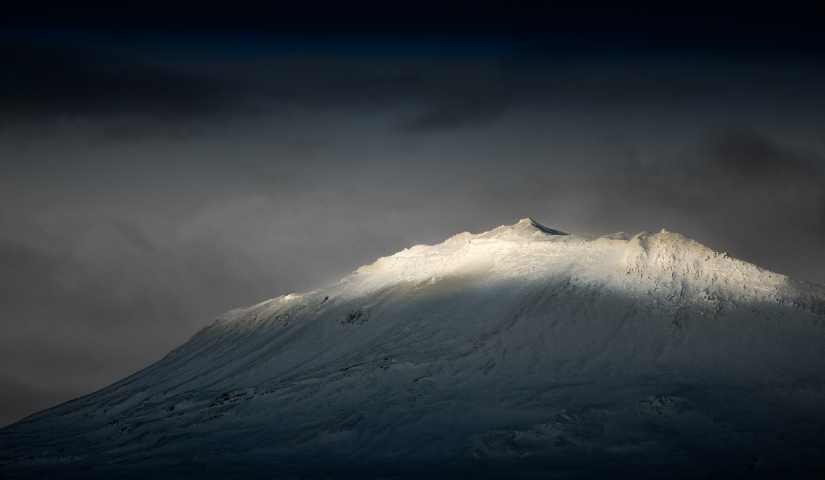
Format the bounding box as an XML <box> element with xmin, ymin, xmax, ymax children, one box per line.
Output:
<box><xmin>510</xmin><ymin>217</ymin><xmax>568</xmax><ymax>235</ymax></box>
<box><xmin>2</xmin><ymin>220</ymin><xmax>824</xmax><ymax>478</ymax></box>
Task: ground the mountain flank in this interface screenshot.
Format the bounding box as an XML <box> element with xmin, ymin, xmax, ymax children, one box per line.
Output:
<box><xmin>1</xmin><ymin>219</ymin><xmax>824</xmax><ymax>479</ymax></box>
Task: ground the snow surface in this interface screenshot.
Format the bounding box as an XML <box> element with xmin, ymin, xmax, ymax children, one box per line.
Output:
<box><xmin>1</xmin><ymin>218</ymin><xmax>824</xmax><ymax>478</ymax></box>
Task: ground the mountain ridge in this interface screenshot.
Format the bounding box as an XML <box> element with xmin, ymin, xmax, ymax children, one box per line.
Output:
<box><xmin>1</xmin><ymin>219</ymin><xmax>824</xmax><ymax>478</ymax></box>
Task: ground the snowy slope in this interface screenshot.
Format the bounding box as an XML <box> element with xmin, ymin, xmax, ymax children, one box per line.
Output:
<box><xmin>1</xmin><ymin>219</ymin><xmax>824</xmax><ymax>479</ymax></box>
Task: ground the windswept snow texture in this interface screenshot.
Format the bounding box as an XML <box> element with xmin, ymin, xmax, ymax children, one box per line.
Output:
<box><xmin>2</xmin><ymin>218</ymin><xmax>825</xmax><ymax>479</ymax></box>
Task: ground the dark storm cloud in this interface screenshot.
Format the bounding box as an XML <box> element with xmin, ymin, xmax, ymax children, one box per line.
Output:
<box><xmin>398</xmin><ymin>57</ymin><xmax>716</xmax><ymax>133</ymax></box>
<box><xmin>705</xmin><ymin>127</ymin><xmax>823</xmax><ymax>182</ymax></box>
<box><xmin>0</xmin><ymin>37</ymin><xmax>229</xmax><ymax>136</ymax></box>
<box><xmin>238</xmin><ymin>51</ymin><xmax>721</xmax><ymax>133</ymax></box>
<box><xmin>1</xmin><ymin>34</ymin><xmax>751</xmax><ymax>136</ymax></box>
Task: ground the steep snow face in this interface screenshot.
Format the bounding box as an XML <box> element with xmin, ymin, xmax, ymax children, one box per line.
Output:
<box><xmin>2</xmin><ymin>219</ymin><xmax>824</xmax><ymax>479</ymax></box>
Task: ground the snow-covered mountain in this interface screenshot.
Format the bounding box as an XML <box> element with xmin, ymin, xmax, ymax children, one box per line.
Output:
<box><xmin>2</xmin><ymin>219</ymin><xmax>824</xmax><ymax>478</ymax></box>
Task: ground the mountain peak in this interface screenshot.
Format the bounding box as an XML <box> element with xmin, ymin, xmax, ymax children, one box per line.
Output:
<box><xmin>3</xmin><ymin>218</ymin><xmax>825</xmax><ymax>479</ymax></box>
<box><xmin>516</xmin><ymin>217</ymin><xmax>568</xmax><ymax>235</ymax></box>
<box><xmin>459</xmin><ymin>218</ymin><xmax>568</xmax><ymax>241</ymax></box>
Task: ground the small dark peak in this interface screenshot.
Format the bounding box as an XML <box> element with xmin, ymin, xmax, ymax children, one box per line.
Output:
<box><xmin>520</xmin><ymin>218</ymin><xmax>568</xmax><ymax>235</ymax></box>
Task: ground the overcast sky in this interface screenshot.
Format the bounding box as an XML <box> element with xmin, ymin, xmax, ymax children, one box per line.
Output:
<box><xmin>1</xmin><ymin>5</ymin><xmax>824</xmax><ymax>427</ymax></box>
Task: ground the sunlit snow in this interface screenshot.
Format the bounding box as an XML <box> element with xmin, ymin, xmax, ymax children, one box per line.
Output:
<box><xmin>1</xmin><ymin>219</ymin><xmax>824</xmax><ymax>478</ymax></box>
